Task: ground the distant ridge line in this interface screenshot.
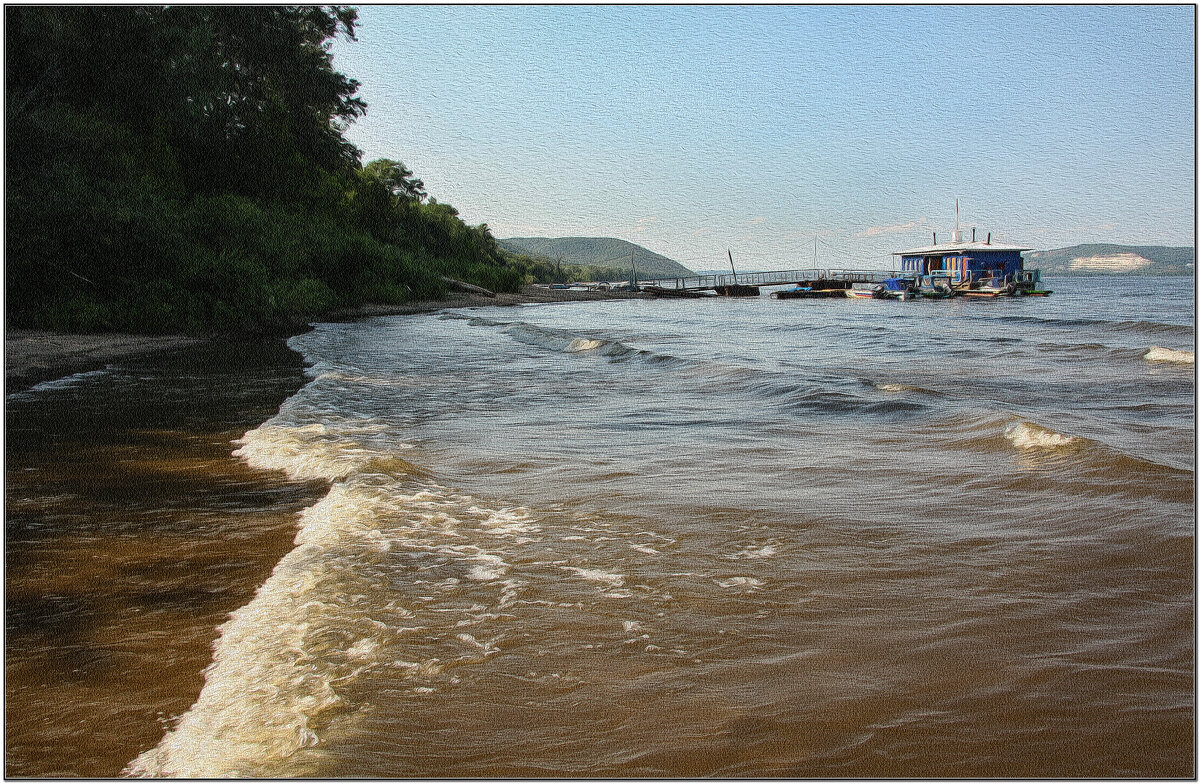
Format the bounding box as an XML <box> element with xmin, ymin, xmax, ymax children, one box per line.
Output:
<box><xmin>498</xmin><ymin>236</ymin><xmax>694</xmax><ymax>278</ymax></box>
<box><xmin>1024</xmin><ymin>243</ymin><xmax>1193</xmax><ymax>276</ymax></box>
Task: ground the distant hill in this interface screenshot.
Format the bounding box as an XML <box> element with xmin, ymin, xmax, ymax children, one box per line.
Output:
<box><xmin>498</xmin><ymin>237</ymin><xmax>694</xmax><ymax>279</ymax></box>
<box><xmin>1025</xmin><ymin>244</ymin><xmax>1194</xmax><ymax>276</ymax></box>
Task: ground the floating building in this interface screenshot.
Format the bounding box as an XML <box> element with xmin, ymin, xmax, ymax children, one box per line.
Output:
<box><xmin>892</xmin><ymin>209</ymin><xmax>1045</xmax><ymax>296</ymax></box>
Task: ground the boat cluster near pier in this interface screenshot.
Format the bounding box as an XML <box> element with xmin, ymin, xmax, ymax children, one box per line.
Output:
<box><xmin>632</xmin><ymin>268</ymin><xmax>1050</xmax><ymax>300</ymax></box>
<box><xmin>544</xmin><ymin>223</ymin><xmax>1053</xmax><ymax>300</ymax></box>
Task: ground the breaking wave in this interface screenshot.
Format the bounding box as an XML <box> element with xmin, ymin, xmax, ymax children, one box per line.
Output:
<box><xmin>449</xmin><ymin>314</ymin><xmax>690</xmax><ymax>366</ymax></box>
<box><xmin>233</xmin><ymin>420</ymin><xmax>420</xmax><ymax>482</ymax></box>
<box><xmin>1004</xmin><ymin>421</ymin><xmax>1077</xmax><ymax>449</ymax></box>
<box><xmin>500</xmin><ymin>322</ymin><xmax>638</xmax><ymax>358</ymax></box>
<box><xmin>1144</xmin><ymin>347</ymin><xmax>1195</xmax><ymax>365</ymax></box>
<box><xmin>126</xmin><ymin>415</ymin><xmax>528</xmax><ymax>777</ymax></box>
<box><xmin>871</xmin><ymin>381</ymin><xmax>945</xmax><ymax>397</ymax></box>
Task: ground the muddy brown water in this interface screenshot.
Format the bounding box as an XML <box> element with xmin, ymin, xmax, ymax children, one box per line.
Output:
<box><xmin>6</xmin><ymin>340</ymin><xmax>326</xmax><ymax>777</ymax></box>
<box><xmin>6</xmin><ymin>277</ymin><xmax>1195</xmax><ymax>778</ymax></box>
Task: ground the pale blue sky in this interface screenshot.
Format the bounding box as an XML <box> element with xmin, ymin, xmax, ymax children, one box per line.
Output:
<box><xmin>331</xmin><ymin>5</ymin><xmax>1194</xmax><ymax>271</ymax></box>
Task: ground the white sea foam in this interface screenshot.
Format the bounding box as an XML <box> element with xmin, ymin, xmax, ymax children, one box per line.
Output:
<box><xmin>716</xmin><ymin>576</ymin><xmax>764</xmax><ymax>589</ymax></box>
<box><xmin>345</xmin><ymin>637</ymin><xmax>381</xmax><ymax>660</ymax></box>
<box><xmin>1144</xmin><ymin>346</ymin><xmax>1195</xmax><ymax>365</ymax></box>
<box><xmin>561</xmin><ymin>566</ymin><xmax>626</xmax><ymax>587</ymax></box>
<box><xmin>567</xmin><ymin>337</ymin><xmax>608</xmax><ymax>352</ymax></box>
<box><xmin>471</xmin><ymin>506</ymin><xmax>541</xmax><ymax>539</ymax></box>
<box><xmin>1004</xmin><ymin>421</ymin><xmax>1076</xmax><ymax>449</ymax></box>
<box><xmin>233</xmin><ymin>421</ymin><xmax>413</xmax><ymax>482</ymax></box>
<box><xmin>6</xmin><ymin>368</ymin><xmax>109</xmax><ymax>401</ymax></box>
<box><xmin>455</xmin><ymin>633</ymin><xmax>501</xmax><ymax>657</ymax></box>
<box><xmin>124</xmin><ymin>485</ymin><xmax>391</xmax><ymax>777</ymax></box>
<box><xmin>441</xmin><ymin>547</ymin><xmax>510</xmax><ymax>581</ymax></box>
<box><xmin>126</xmin><ymin>447</ymin><xmax>531</xmax><ymax>777</ymax></box>
<box><xmin>735</xmin><ymin>545</ymin><xmax>777</xmax><ymax>559</ymax></box>
<box><xmin>316</xmin><ymin>370</ymin><xmax>412</xmax><ymax>387</ymax></box>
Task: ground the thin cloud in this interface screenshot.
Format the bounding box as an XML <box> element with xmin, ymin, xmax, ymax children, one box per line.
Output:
<box><xmin>856</xmin><ymin>217</ymin><xmax>930</xmax><ymax>238</ymax></box>
<box><xmin>633</xmin><ymin>216</ymin><xmax>659</xmax><ymax>234</ymax></box>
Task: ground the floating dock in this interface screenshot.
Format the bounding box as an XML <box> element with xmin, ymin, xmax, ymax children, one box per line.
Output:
<box><xmin>628</xmin><ymin>268</ymin><xmax>1049</xmax><ymax>299</ymax></box>
<box><xmin>630</xmin><ymin>211</ymin><xmax>1050</xmax><ymax>299</ymax></box>
<box><xmin>633</xmin><ymin>268</ymin><xmax>898</xmax><ymax>297</ymax></box>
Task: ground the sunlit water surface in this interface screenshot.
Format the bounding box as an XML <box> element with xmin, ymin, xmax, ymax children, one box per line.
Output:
<box><xmin>6</xmin><ymin>277</ymin><xmax>1194</xmax><ymax>777</ymax></box>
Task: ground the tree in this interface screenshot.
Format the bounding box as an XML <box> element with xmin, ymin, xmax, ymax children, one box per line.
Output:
<box><xmin>362</xmin><ymin>158</ymin><xmax>427</xmax><ymax>202</ymax></box>
<box><xmin>4</xmin><ymin>5</ymin><xmax>525</xmax><ymax>333</ymax></box>
<box><xmin>6</xmin><ymin>6</ymin><xmax>368</xmax><ymax>198</ymax></box>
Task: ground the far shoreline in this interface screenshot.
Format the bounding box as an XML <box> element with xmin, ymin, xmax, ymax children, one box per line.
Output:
<box><xmin>4</xmin><ymin>285</ymin><xmax>648</xmax><ymax>392</ymax></box>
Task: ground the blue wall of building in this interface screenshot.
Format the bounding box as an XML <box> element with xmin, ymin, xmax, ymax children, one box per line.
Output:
<box><xmin>900</xmin><ymin>250</ymin><xmax>1024</xmax><ymax>280</ymax></box>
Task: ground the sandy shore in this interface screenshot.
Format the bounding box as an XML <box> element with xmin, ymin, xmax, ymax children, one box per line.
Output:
<box><xmin>322</xmin><ymin>283</ymin><xmax>648</xmax><ymax>319</ymax></box>
<box><xmin>4</xmin><ymin>331</ymin><xmax>207</xmax><ymax>391</ymax></box>
<box><xmin>5</xmin><ymin>286</ymin><xmax>645</xmax><ymax>391</ymax></box>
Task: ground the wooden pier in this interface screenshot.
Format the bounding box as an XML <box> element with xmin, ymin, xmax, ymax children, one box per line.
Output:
<box><xmin>635</xmin><ymin>268</ymin><xmax>901</xmax><ymax>297</ymax></box>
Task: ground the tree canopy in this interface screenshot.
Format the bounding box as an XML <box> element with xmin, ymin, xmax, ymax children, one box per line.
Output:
<box><xmin>5</xmin><ymin>6</ymin><xmax>526</xmax><ymax>334</ymax></box>
<box><xmin>362</xmin><ymin>159</ymin><xmax>427</xmax><ymax>203</ymax></box>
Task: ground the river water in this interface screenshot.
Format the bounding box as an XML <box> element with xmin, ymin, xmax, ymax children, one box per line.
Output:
<box><xmin>5</xmin><ymin>276</ymin><xmax>1195</xmax><ymax>777</ymax></box>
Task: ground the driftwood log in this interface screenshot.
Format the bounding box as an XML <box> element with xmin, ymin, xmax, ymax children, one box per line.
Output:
<box><xmin>440</xmin><ymin>276</ymin><xmax>496</xmax><ymax>298</ymax></box>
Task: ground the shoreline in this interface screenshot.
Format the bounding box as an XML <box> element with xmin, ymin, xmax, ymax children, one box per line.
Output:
<box><xmin>4</xmin><ymin>282</ymin><xmax>643</xmax><ymax>775</ymax></box>
<box><xmin>321</xmin><ymin>283</ymin><xmax>648</xmax><ymax>319</ymax></box>
<box><xmin>5</xmin><ymin>285</ymin><xmax>645</xmax><ymax>392</ymax></box>
<box><xmin>5</xmin><ymin>334</ymin><xmax>324</xmax><ymax>777</ymax></box>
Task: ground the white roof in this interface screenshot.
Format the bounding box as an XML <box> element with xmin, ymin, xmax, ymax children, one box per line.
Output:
<box><xmin>894</xmin><ymin>240</ymin><xmax>1032</xmax><ymax>256</ymax></box>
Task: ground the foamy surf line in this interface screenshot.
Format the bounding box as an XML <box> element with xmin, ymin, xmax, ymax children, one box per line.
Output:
<box><xmin>124</xmin><ymin>484</ymin><xmax>378</xmax><ymax>777</ymax></box>
<box><xmin>123</xmin><ymin>417</ymin><xmax>397</xmax><ymax>777</ymax></box>
<box><xmin>126</xmin><ymin>415</ymin><xmax>539</xmax><ymax>777</ymax></box>
<box><xmin>6</xmin><ymin>368</ymin><xmax>110</xmax><ymax>401</ymax></box>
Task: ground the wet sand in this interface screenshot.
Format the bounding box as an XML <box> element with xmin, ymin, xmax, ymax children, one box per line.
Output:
<box><xmin>5</xmin><ymin>331</ymin><xmax>206</xmax><ymax>391</ymax></box>
<box><xmin>5</xmin><ymin>286</ymin><xmax>643</xmax><ymax>391</ymax></box>
<box><xmin>323</xmin><ymin>284</ymin><xmax>647</xmax><ymax>319</ymax></box>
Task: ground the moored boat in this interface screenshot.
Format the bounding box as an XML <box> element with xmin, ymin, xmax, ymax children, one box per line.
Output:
<box><xmin>847</xmin><ymin>282</ymin><xmax>885</xmax><ymax>299</ymax></box>
<box><xmin>916</xmin><ymin>276</ymin><xmax>954</xmax><ymax>299</ymax></box>
<box><xmin>772</xmin><ymin>278</ymin><xmax>851</xmax><ymax>299</ymax></box>
<box><xmin>772</xmin><ymin>285</ymin><xmax>847</xmax><ymax>299</ymax></box>
<box><xmin>958</xmin><ymin>282</ymin><xmax>1014</xmax><ymax>297</ymax></box>
<box><xmin>879</xmin><ymin>277</ymin><xmax>918</xmax><ymax>300</ymax></box>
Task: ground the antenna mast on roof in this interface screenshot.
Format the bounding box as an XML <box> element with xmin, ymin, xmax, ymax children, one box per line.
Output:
<box><xmin>951</xmin><ymin>198</ymin><xmax>963</xmax><ymax>243</ymax></box>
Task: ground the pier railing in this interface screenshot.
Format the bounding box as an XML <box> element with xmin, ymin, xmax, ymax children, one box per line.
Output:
<box><xmin>632</xmin><ymin>269</ymin><xmax>905</xmax><ymax>291</ymax></box>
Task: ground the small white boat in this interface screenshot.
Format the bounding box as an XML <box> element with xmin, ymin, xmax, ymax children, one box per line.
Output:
<box><xmin>847</xmin><ymin>282</ymin><xmax>884</xmax><ymax>299</ymax></box>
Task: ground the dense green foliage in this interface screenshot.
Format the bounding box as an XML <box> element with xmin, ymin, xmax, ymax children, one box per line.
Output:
<box><xmin>1025</xmin><ymin>244</ymin><xmax>1196</xmax><ymax>276</ymax></box>
<box><xmin>497</xmin><ymin>237</ymin><xmax>694</xmax><ymax>279</ymax></box>
<box><xmin>6</xmin><ymin>6</ymin><xmax>523</xmax><ymax>334</ymax></box>
<box><xmin>497</xmin><ymin>253</ymin><xmax>632</xmax><ymax>286</ymax></box>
